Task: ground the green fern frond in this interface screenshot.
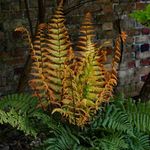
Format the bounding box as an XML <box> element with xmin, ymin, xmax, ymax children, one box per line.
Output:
<box><xmin>126</xmin><ymin>100</ymin><xmax>150</xmax><ymax>133</ymax></box>
<box><xmin>0</xmin><ymin>93</ymin><xmax>38</xmax><ymax>114</ymax></box>
<box><xmin>92</xmin><ymin>105</ymin><xmax>134</xmax><ymax>136</ymax></box>
<box><xmin>72</xmin><ymin>144</ymin><xmax>91</xmax><ymax>150</ymax></box>
<box><xmin>43</xmin><ymin>125</ymin><xmax>79</xmax><ymax>150</ymax></box>
<box><xmin>94</xmin><ymin>133</ymin><xmax>128</xmax><ymax>150</ymax></box>
<box><xmin>0</xmin><ymin>93</ymin><xmax>61</xmax><ymax>137</ymax></box>
<box><xmin>93</xmin><ymin>97</ymin><xmax>150</xmax><ymax>137</ymax></box>
<box><xmin>127</xmin><ymin>132</ymin><xmax>150</xmax><ymax>150</ymax></box>
<box><xmin>0</xmin><ymin>108</ymin><xmax>37</xmax><ymax>137</ymax></box>
<box><xmin>0</xmin><ymin>93</ymin><xmax>40</xmax><ymax>136</ymax></box>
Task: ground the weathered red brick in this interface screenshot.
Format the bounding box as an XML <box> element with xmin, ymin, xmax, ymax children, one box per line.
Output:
<box><xmin>140</xmin><ymin>58</ymin><xmax>150</xmax><ymax>66</ymax></box>
<box><xmin>128</xmin><ymin>61</ymin><xmax>136</xmax><ymax>68</ymax></box>
<box><xmin>136</xmin><ymin>2</ymin><xmax>146</xmax><ymax>10</ymax></box>
<box><xmin>141</xmin><ymin>28</ymin><xmax>150</xmax><ymax>35</ymax></box>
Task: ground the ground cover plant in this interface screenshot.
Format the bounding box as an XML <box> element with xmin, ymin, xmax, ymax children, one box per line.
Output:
<box><xmin>0</xmin><ymin>93</ymin><xmax>150</xmax><ymax>150</ymax></box>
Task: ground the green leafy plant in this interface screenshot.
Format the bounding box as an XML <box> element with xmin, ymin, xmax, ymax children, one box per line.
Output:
<box><xmin>0</xmin><ymin>93</ymin><xmax>59</xmax><ymax>138</ymax></box>
<box><xmin>0</xmin><ymin>93</ymin><xmax>38</xmax><ymax>137</ymax></box>
<box><xmin>0</xmin><ymin>93</ymin><xmax>150</xmax><ymax>149</ymax></box>
<box><xmin>130</xmin><ymin>4</ymin><xmax>150</xmax><ymax>27</ymax></box>
<box><xmin>37</xmin><ymin>94</ymin><xmax>150</xmax><ymax>150</ymax></box>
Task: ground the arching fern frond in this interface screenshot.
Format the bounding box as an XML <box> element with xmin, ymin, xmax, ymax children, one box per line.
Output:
<box><xmin>0</xmin><ymin>93</ymin><xmax>60</xmax><ymax>137</ymax></box>
<box><xmin>0</xmin><ymin>108</ymin><xmax>37</xmax><ymax>137</ymax></box>
<box><xmin>0</xmin><ymin>93</ymin><xmax>38</xmax><ymax>114</ymax></box>
<box><xmin>42</xmin><ymin>125</ymin><xmax>79</xmax><ymax>150</ymax></box>
<box><xmin>92</xmin><ymin>104</ymin><xmax>134</xmax><ymax>136</ymax></box>
<box><xmin>126</xmin><ymin>99</ymin><xmax>150</xmax><ymax>133</ymax></box>
<box><xmin>96</xmin><ymin>32</ymin><xmax>127</xmax><ymax>109</ymax></box>
<box><xmin>15</xmin><ymin>27</ymin><xmax>33</xmax><ymax>52</ymax></box>
<box><xmin>0</xmin><ymin>93</ymin><xmax>40</xmax><ymax>137</ymax></box>
<box><xmin>28</xmin><ymin>23</ymin><xmax>55</xmax><ymax>109</ymax></box>
<box><xmin>127</xmin><ymin>132</ymin><xmax>150</xmax><ymax>150</ymax></box>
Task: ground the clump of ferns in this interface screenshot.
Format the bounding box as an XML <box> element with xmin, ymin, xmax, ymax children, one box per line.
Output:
<box><xmin>15</xmin><ymin>0</ymin><xmax>127</xmax><ymax>127</ymax></box>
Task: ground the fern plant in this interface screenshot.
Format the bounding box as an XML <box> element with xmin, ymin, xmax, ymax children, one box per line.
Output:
<box><xmin>37</xmin><ymin>95</ymin><xmax>150</xmax><ymax>150</ymax></box>
<box><xmin>0</xmin><ymin>93</ymin><xmax>150</xmax><ymax>150</ymax></box>
<box><xmin>15</xmin><ymin>0</ymin><xmax>127</xmax><ymax>126</ymax></box>
<box><xmin>0</xmin><ymin>93</ymin><xmax>59</xmax><ymax>138</ymax></box>
<box><xmin>0</xmin><ymin>93</ymin><xmax>39</xmax><ymax>137</ymax></box>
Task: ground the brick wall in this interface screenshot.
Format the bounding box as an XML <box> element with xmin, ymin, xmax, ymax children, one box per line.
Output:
<box><xmin>117</xmin><ymin>1</ymin><xmax>150</xmax><ymax>96</ymax></box>
<box><xmin>0</xmin><ymin>0</ymin><xmax>149</xmax><ymax>97</ymax></box>
<box><xmin>0</xmin><ymin>0</ymin><xmax>56</xmax><ymax>96</ymax></box>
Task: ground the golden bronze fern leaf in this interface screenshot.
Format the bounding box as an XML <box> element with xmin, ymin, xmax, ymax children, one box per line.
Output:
<box><xmin>96</xmin><ymin>32</ymin><xmax>127</xmax><ymax>109</ymax></box>
<box><xmin>52</xmin><ymin>62</ymin><xmax>95</xmax><ymax>126</ymax></box>
<box><xmin>76</xmin><ymin>12</ymin><xmax>95</xmax><ymax>65</ymax></box>
<box><xmin>54</xmin><ymin>37</ymin><xmax>107</xmax><ymax>126</ymax></box>
<box><xmin>15</xmin><ymin>27</ymin><xmax>33</xmax><ymax>53</ymax></box>
<box><xmin>44</xmin><ymin>2</ymin><xmax>74</xmax><ymax>101</ymax></box>
<box><xmin>29</xmin><ymin>24</ymin><xmax>56</xmax><ymax>108</ymax></box>
<box><xmin>15</xmin><ymin>25</ymin><xmax>54</xmax><ymax>108</ymax></box>
<box><xmin>80</xmin><ymin>37</ymin><xmax>106</xmax><ymax>106</ymax></box>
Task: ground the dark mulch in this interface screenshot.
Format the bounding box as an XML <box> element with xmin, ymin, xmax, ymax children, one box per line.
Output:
<box><xmin>0</xmin><ymin>125</ymin><xmax>33</xmax><ymax>150</ymax></box>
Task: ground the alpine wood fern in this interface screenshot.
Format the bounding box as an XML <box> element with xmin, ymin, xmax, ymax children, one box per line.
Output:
<box><xmin>15</xmin><ymin>0</ymin><xmax>126</xmax><ymax>126</ymax></box>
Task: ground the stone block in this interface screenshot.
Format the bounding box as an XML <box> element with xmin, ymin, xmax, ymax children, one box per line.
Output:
<box><xmin>103</xmin><ymin>4</ymin><xmax>113</xmax><ymax>14</ymax></box>
<box><xmin>97</xmin><ymin>0</ymin><xmax>111</xmax><ymax>3</ymax></box>
<box><xmin>134</xmin><ymin>36</ymin><xmax>149</xmax><ymax>44</ymax></box>
<box><xmin>131</xmin><ymin>52</ymin><xmax>136</xmax><ymax>60</ymax></box>
<box><xmin>119</xmin><ymin>70</ymin><xmax>127</xmax><ymax>78</ymax></box>
<box><xmin>127</xmin><ymin>29</ymin><xmax>140</xmax><ymax>36</ymax></box>
<box><xmin>140</xmin><ymin>43</ymin><xmax>149</xmax><ymax>52</ymax></box>
<box><xmin>6</xmin><ymin>57</ymin><xmax>25</xmax><ymax>65</ymax></box>
<box><xmin>139</xmin><ymin>51</ymin><xmax>150</xmax><ymax>59</ymax></box>
<box><xmin>102</xmin><ymin>22</ymin><xmax>113</xmax><ymax>31</ymax></box>
<box><xmin>14</xmin><ymin>67</ymin><xmax>24</xmax><ymax>75</ymax></box>
<box><xmin>103</xmin><ymin>30</ymin><xmax>114</xmax><ymax>38</ymax></box>
<box><xmin>132</xmin><ymin>44</ymin><xmax>140</xmax><ymax>52</ymax></box>
<box><xmin>11</xmin><ymin>48</ymin><xmax>25</xmax><ymax>57</ymax></box>
<box><xmin>126</xmin><ymin>36</ymin><xmax>134</xmax><ymax>44</ymax></box>
<box><xmin>136</xmin><ymin>67</ymin><xmax>150</xmax><ymax>76</ymax></box>
<box><xmin>0</xmin><ymin>77</ymin><xmax>6</xmax><ymax>87</ymax></box>
<box><xmin>135</xmin><ymin>82</ymin><xmax>144</xmax><ymax>93</ymax></box>
<box><xmin>100</xmin><ymin>15</ymin><xmax>113</xmax><ymax>22</ymax></box>
<box><xmin>135</xmin><ymin>60</ymin><xmax>140</xmax><ymax>67</ymax></box>
<box><xmin>0</xmin><ymin>31</ymin><xmax>4</xmax><ymax>40</ymax></box>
